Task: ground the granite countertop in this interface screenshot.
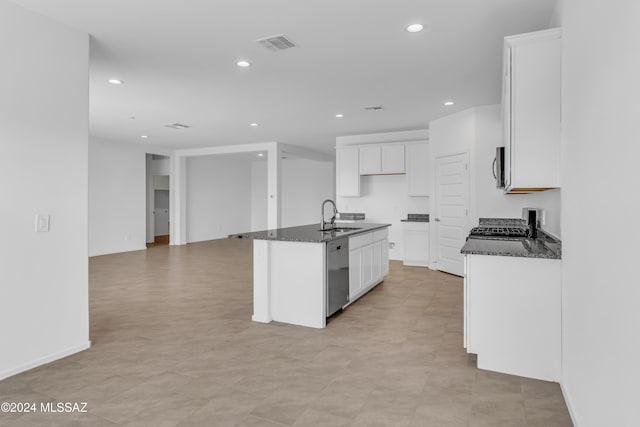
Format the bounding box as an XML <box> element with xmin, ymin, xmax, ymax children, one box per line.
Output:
<box><xmin>230</xmin><ymin>222</ymin><xmax>391</xmax><ymax>243</ymax></box>
<box><xmin>460</xmin><ymin>218</ymin><xmax>561</xmax><ymax>259</ymax></box>
<box><xmin>401</xmin><ymin>213</ymin><xmax>430</xmax><ymax>223</ymax></box>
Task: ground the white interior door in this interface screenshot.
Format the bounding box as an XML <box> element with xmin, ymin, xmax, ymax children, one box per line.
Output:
<box><xmin>434</xmin><ymin>153</ymin><xmax>469</xmax><ymax>276</ymax></box>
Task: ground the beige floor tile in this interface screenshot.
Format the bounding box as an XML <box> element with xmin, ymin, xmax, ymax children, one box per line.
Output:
<box><xmin>0</xmin><ymin>239</ymin><xmax>573</xmax><ymax>426</ymax></box>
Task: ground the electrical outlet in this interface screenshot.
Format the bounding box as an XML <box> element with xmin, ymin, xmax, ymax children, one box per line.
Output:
<box><xmin>35</xmin><ymin>214</ymin><xmax>50</xmax><ymax>232</ymax></box>
<box><xmin>389</xmin><ymin>241</ymin><xmax>395</xmax><ymax>249</ymax></box>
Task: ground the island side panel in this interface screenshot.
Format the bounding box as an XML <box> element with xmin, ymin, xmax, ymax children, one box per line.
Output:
<box><xmin>270</xmin><ymin>241</ymin><xmax>326</xmax><ymax>329</ymax></box>
<box><xmin>252</xmin><ymin>240</ymin><xmax>272</xmax><ymax>323</ymax></box>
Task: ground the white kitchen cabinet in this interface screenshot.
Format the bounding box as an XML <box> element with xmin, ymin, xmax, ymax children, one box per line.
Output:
<box><xmin>372</xmin><ymin>240</ymin><xmax>382</xmax><ymax>280</ymax></box>
<box><xmin>336</xmin><ymin>147</ymin><xmax>360</xmax><ymax>197</ymax></box>
<box><xmin>381</xmin><ymin>145</ymin><xmax>405</xmax><ymax>173</ymax></box>
<box><xmin>403</xmin><ymin>222</ymin><xmax>429</xmax><ymax>267</ymax></box>
<box><xmin>358</xmin><ymin>144</ymin><xmax>405</xmax><ymax>175</ymax></box>
<box><xmin>463</xmin><ymin>254</ymin><xmax>561</xmax><ymax>382</ymax></box>
<box><xmin>361</xmin><ymin>244</ymin><xmax>373</xmax><ymax>287</ymax></box>
<box><xmin>359</xmin><ymin>146</ymin><xmax>381</xmax><ymax>175</ymax></box>
<box><xmin>503</xmin><ymin>28</ymin><xmax>561</xmax><ymax>193</ymax></box>
<box><xmin>381</xmin><ymin>239</ymin><xmax>389</xmax><ymax>276</ymax></box>
<box><xmin>349</xmin><ymin>248</ymin><xmax>363</xmax><ymax>298</ymax></box>
<box><xmin>406</xmin><ymin>143</ymin><xmax>430</xmax><ymax>196</ymax></box>
<box><xmin>348</xmin><ymin>228</ymin><xmax>389</xmax><ymax>302</ymax></box>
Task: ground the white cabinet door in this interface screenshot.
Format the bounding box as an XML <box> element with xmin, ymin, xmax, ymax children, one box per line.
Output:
<box><xmin>372</xmin><ymin>240</ymin><xmax>382</xmax><ymax>280</ymax></box>
<box><xmin>406</xmin><ymin>143</ymin><xmax>429</xmax><ymax>196</ymax></box>
<box><xmin>359</xmin><ymin>146</ymin><xmax>381</xmax><ymax>175</ymax></box>
<box><xmin>403</xmin><ymin>226</ymin><xmax>429</xmax><ymax>267</ymax></box>
<box><xmin>336</xmin><ymin>147</ymin><xmax>360</xmax><ymax>197</ymax></box>
<box><xmin>381</xmin><ymin>239</ymin><xmax>389</xmax><ymax>276</ymax></box>
<box><xmin>503</xmin><ymin>28</ymin><xmax>561</xmax><ymax>193</ymax></box>
<box><xmin>381</xmin><ymin>145</ymin><xmax>405</xmax><ymax>174</ymax></box>
<box><xmin>349</xmin><ymin>248</ymin><xmax>363</xmax><ymax>299</ymax></box>
<box><xmin>361</xmin><ymin>244</ymin><xmax>373</xmax><ymax>287</ymax></box>
<box><xmin>358</xmin><ymin>144</ymin><xmax>405</xmax><ymax>175</ymax></box>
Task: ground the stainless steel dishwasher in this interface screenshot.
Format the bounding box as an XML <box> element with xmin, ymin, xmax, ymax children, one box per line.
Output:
<box><xmin>326</xmin><ymin>237</ymin><xmax>349</xmax><ymax>317</ymax></box>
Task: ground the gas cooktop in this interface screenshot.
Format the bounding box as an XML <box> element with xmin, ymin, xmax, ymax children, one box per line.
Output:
<box><xmin>469</xmin><ymin>226</ymin><xmax>529</xmax><ymax>238</ymax></box>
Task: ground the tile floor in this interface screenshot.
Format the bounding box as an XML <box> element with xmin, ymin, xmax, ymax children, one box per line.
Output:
<box><xmin>0</xmin><ymin>238</ymin><xmax>573</xmax><ymax>426</ymax></box>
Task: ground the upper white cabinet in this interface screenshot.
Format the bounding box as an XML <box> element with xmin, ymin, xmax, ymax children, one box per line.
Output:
<box><xmin>358</xmin><ymin>144</ymin><xmax>405</xmax><ymax>175</ymax></box>
<box><xmin>336</xmin><ymin>147</ymin><xmax>360</xmax><ymax>197</ymax></box>
<box><xmin>405</xmin><ymin>143</ymin><xmax>430</xmax><ymax>196</ymax></box>
<box><xmin>503</xmin><ymin>28</ymin><xmax>561</xmax><ymax>194</ymax></box>
<box><xmin>359</xmin><ymin>146</ymin><xmax>381</xmax><ymax>175</ymax></box>
<box><xmin>381</xmin><ymin>145</ymin><xmax>405</xmax><ymax>174</ymax></box>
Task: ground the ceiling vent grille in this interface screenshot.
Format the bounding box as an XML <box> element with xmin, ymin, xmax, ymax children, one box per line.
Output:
<box><xmin>256</xmin><ymin>34</ymin><xmax>297</xmax><ymax>52</ymax></box>
<box><xmin>164</xmin><ymin>123</ymin><xmax>190</xmax><ymax>130</ymax></box>
<box><xmin>363</xmin><ymin>105</ymin><xmax>384</xmax><ymax>111</ymax></box>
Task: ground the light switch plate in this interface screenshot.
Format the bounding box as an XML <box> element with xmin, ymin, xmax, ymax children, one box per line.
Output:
<box><xmin>36</xmin><ymin>214</ymin><xmax>50</xmax><ymax>232</ymax></box>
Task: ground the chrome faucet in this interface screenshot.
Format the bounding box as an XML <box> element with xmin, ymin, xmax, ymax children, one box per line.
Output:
<box><xmin>320</xmin><ymin>199</ymin><xmax>338</xmax><ymax>230</ymax></box>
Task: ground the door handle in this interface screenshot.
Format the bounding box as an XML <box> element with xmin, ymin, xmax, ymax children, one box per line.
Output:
<box><xmin>435</xmin><ymin>218</ymin><xmax>440</xmax><ymax>222</ymax></box>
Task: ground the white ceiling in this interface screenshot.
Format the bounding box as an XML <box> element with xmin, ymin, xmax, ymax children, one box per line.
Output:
<box><xmin>11</xmin><ymin>0</ymin><xmax>556</xmax><ymax>154</ymax></box>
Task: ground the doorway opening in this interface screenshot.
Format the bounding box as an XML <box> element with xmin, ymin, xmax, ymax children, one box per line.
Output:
<box><xmin>146</xmin><ymin>153</ymin><xmax>171</xmax><ymax>247</ymax></box>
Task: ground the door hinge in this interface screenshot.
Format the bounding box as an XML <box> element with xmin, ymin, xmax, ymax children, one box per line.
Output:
<box><xmin>465</xmin><ymin>209</ymin><xmax>468</xmax><ymax>216</ymax></box>
<box><xmin>465</xmin><ymin>163</ymin><xmax>468</xmax><ymax>170</ymax></box>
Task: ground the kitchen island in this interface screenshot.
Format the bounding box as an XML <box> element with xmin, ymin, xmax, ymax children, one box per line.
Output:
<box><xmin>232</xmin><ymin>222</ymin><xmax>391</xmax><ymax>328</ymax></box>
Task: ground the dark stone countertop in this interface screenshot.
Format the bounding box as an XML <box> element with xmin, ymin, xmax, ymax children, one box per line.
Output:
<box><xmin>401</xmin><ymin>213</ymin><xmax>430</xmax><ymax>223</ymax></box>
<box><xmin>230</xmin><ymin>222</ymin><xmax>391</xmax><ymax>243</ymax></box>
<box><xmin>460</xmin><ymin>229</ymin><xmax>561</xmax><ymax>259</ymax></box>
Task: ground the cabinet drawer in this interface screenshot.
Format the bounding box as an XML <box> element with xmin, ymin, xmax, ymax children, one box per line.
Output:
<box><xmin>373</xmin><ymin>228</ymin><xmax>388</xmax><ymax>241</ymax></box>
<box><xmin>349</xmin><ymin>232</ymin><xmax>373</xmax><ymax>249</ymax></box>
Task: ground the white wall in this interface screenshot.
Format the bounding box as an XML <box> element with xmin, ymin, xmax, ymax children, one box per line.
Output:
<box><xmin>338</xmin><ymin>175</ymin><xmax>429</xmax><ymax>260</ymax></box>
<box><xmin>251</xmin><ymin>160</ymin><xmax>268</xmax><ymax>231</ymax></box>
<box><xmin>281</xmin><ymin>158</ymin><xmax>335</xmax><ymax>228</ymax></box>
<box><xmin>186</xmin><ymin>155</ymin><xmax>253</xmax><ymax>242</ymax></box>
<box><xmin>561</xmin><ymin>1</ymin><xmax>640</xmax><ymax>425</ymax></box>
<box><xmin>89</xmin><ymin>137</ymin><xmax>147</xmax><ymax>256</ymax></box>
<box><xmin>0</xmin><ymin>1</ymin><xmax>90</xmax><ymax>379</ymax></box>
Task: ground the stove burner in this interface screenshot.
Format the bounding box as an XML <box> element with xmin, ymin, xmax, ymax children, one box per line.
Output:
<box><xmin>469</xmin><ymin>226</ymin><xmax>528</xmax><ymax>238</ymax></box>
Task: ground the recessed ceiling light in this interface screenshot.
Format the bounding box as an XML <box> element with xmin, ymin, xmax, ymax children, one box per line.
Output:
<box><xmin>444</xmin><ymin>101</ymin><xmax>455</xmax><ymax>106</ymax></box>
<box><xmin>335</xmin><ymin>114</ymin><xmax>344</xmax><ymax>118</ymax></box>
<box><xmin>140</xmin><ymin>135</ymin><xmax>148</xmax><ymax>139</ymax></box>
<box><xmin>250</xmin><ymin>122</ymin><xmax>259</xmax><ymax>127</ymax></box>
<box><xmin>406</xmin><ymin>24</ymin><xmax>424</xmax><ymax>33</ymax></box>
<box><xmin>236</xmin><ymin>60</ymin><xmax>251</xmax><ymax>68</ymax></box>
<box><xmin>108</xmin><ymin>79</ymin><xmax>124</xmax><ymax>85</ymax></box>
<box><xmin>257</xmin><ymin>153</ymin><xmax>264</xmax><ymax>157</ymax></box>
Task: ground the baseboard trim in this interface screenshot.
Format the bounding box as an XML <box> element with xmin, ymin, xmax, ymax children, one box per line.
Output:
<box><xmin>251</xmin><ymin>314</ymin><xmax>271</xmax><ymax>323</ymax></box>
<box><xmin>89</xmin><ymin>247</ymin><xmax>147</xmax><ymax>257</ymax></box>
<box><xmin>560</xmin><ymin>381</ymin><xmax>579</xmax><ymax>426</ymax></box>
<box><xmin>0</xmin><ymin>341</ymin><xmax>91</xmax><ymax>381</ymax></box>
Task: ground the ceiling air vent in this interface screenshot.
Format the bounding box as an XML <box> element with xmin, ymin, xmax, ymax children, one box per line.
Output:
<box><xmin>363</xmin><ymin>105</ymin><xmax>384</xmax><ymax>111</ymax></box>
<box><xmin>256</xmin><ymin>34</ymin><xmax>297</xmax><ymax>52</ymax></box>
<box><xmin>164</xmin><ymin>123</ymin><xmax>190</xmax><ymax>130</ymax></box>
